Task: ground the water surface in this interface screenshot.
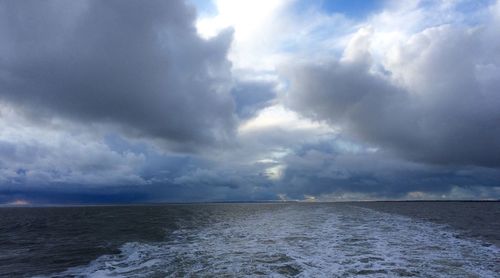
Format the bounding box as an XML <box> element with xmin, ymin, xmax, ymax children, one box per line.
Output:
<box><xmin>0</xmin><ymin>202</ymin><xmax>498</xmax><ymax>277</ymax></box>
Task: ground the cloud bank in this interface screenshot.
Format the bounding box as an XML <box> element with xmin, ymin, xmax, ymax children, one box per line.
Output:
<box><xmin>0</xmin><ymin>0</ymin><xmax>236</xmax><ymax>150</ymax></box>
<box><xmin>284</xmin><ymin>4</ymin><xmax>500</xmax><ymax>168</ymax></box>
<box><xmin>0</xmin><ymin>0</ymin><xmax>499</xmax><ymax>203</ymax></box>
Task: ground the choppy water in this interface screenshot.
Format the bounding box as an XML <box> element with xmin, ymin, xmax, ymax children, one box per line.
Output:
<box><xmin>1</xmin><ymin>202</ymin><xmax>499</xmax><ymax>277</ymax></box>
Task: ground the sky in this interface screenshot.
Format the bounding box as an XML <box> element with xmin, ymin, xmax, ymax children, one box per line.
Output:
<box><xmin>0</xmin><ymin>0</ymin><xmax>499</xmax><ymax>204</ymax></box>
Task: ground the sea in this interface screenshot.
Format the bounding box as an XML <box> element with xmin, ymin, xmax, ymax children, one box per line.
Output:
<box><xmin>0</xmin><ymin>202</ymin><xmax>498</xmax><ymax>277</ymax></box>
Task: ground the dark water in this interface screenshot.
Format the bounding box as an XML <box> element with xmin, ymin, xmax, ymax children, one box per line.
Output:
<box><xmin>354</xmin><ymin>201</ymin><xmax>500</xmax><ymax>247</ymax></box>
<box><xmin>0</xmin><ymin>202</ymin><xmax>498</xmax><ymax>277</ymax></box>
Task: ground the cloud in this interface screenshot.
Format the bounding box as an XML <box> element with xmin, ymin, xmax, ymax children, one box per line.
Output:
<box><xmin>231</xmin><ymin>80</ymin><xmax>277</xmax><ymax>120</ymax></box>
<box><xmin>0</xmin><ymin>0</ymin><xmax>236</xmax><ymax>150</ymax></box>
<box><xmin>275</xmin><ymin>139</ymin><xmax>500</xmax><ymax>200</ymax></box>
<box><xmin>1</xmin><ymin>0</ymin><xmax>500</xmax><ymax>203</ymax></box>
<box><xmin>282</xmin><ymin>3</ymin><xmax>500</xmax><ymax>167</ymax></box>
<box><xmin>0</xmin><ymin>104</ymin><xmax>146</xmax><ymax>187</ymax></box>
<box><xmin>196</xmin><ymin>0</ymin><xmax>289</xmax><ymax>71</ymax></box>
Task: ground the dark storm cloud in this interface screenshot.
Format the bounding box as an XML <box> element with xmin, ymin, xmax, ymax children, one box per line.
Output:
<box><xmin>275</xmin><ymin>140</ymin><xmax>500</xmax><ymax>200</ymax></box>
<box><xmin>0</xmin><ymin>0</ymin><xmax>236</xmax><ymax>149</ymax></box>
<box><xmin>231</xmin><ymin>80</ymin><xmax>276</xmax><ymax>120</ymax></box>
<box><xmin>283</xmin><ymin>25</ymin><xmax>500</xmax><ymax>167</ymax></box>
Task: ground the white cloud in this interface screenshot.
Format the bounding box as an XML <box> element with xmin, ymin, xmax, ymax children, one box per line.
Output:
<box><xmin>196</xmin><ymin>0</ymin><xmax>289</xmax><ymax>71</ymax></box>
<box><xmin>195</xmin><ymin>0</ymin><xmax>356</xmax><ymax>72</ymax></box>
<box><xmin>282</xmin><ymin>0</ymin><xmax>500</xmax><ymax>167</ymax></box>
<box><xmin>238</xmin><ymin>104</ymin><xmax>333</xmax><ymax>134</ymax></box>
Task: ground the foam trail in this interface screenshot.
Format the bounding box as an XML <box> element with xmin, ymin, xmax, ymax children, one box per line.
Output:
<box><xmin>53</xmin><ymin>205</ymin><xmax>499</xmax><ymax>277</ymax></box>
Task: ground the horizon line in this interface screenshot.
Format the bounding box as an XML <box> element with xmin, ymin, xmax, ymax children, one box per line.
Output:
<box><xmin>1</xmin><ymin>199</ymin><xmax>498</xmax><ymax>208</ymax></box>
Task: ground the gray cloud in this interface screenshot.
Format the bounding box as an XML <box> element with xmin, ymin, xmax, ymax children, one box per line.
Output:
<box><xmin>1</xmin><ymin>0</ymin><xmax>500</xmax><ymax>203</ymax></box>
<box><xmin>283</xmin><ymin>23</ymin><xmax>500</xmax><ymax>167</ymax></box>
<box><xmin>0</xmin><ymin>0</ymin><xmax>236</xmax><ymax>150</ymax></box>
<box><xmin>274</xmin><ymin>140</ymin><xmax>500</xmax><ymax>200</ymax></box>
<box><xmin>0</xmin><ymin>131</ymin><xmax>146</xmax><ymax>187</ymax></box>
<box><xmin>231</xmin><ymin>80</ymin><xmax>276</xmax><ymax>120</ymax></box>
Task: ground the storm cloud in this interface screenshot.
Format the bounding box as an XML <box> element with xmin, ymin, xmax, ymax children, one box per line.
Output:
<box><xmin>284</xmin><ymin>21</ymin><xmax>500</xmax><ymax>167</ymax></box>
<box><xmin>275</xmin><ymin>139</ymin><xmax>500</xmax><ymax>201</ymax></box>
<box><xmin>0</xmin><ymin>0</ymin><xmax>236</xmax><ymax>149</ymax></box>
<box><xmin>1</xmin><ymin>0</ymin><xmax>499</xmax><ymax>204</ymax></box>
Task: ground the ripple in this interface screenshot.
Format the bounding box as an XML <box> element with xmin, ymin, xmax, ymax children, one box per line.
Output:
<box><xmin>53</xmin><ymin>205</ymin><xmax>499</xmax><ymax>277</ymax></box>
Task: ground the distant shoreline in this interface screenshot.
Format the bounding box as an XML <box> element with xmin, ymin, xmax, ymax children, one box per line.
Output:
<box><xmin>0</xmin><ymin>199</ymin><xmax>498</xmax><ymax>208</ymax></box>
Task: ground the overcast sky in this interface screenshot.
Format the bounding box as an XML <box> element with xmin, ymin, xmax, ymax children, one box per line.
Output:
<box><xmin>0</xmin><ymin>0</ymin><xmax>499</xmax><ymax>204</ymax></box>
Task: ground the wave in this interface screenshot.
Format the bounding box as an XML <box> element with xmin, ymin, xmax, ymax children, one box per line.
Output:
<box><xmin>50</xmin><ymin>204</ymin><xmax>499</xmax><ymax>277</ymax></box>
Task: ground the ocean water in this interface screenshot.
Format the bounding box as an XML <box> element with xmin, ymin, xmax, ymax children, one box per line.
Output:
<box><xmin>0</xmin><ymin>202</ymin><xmax>498</xmax><ymax>277</ymax></box>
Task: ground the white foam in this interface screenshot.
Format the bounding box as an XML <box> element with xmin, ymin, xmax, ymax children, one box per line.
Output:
<box><xmin>56</xmin><ymin>205</ymin><xmax>499</xmax><ymax>277</ymax></box>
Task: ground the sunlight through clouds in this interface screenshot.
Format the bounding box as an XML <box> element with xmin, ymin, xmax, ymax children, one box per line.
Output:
<box><xmin>0</xmin><ymin>0</ymin><xmax>499</xmax><ymax>203</ymax></box>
